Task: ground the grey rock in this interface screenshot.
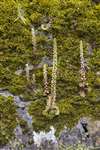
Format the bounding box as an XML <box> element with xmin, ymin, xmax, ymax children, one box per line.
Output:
<box><xmin>37</xmin><ymin>56</ymin><xmax>52</xmax><ymax>68</ymax></box>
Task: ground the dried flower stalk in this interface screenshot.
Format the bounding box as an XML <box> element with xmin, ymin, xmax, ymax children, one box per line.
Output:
<box><xmin>44</xmin><ymin>38</ymin><xmax>59</xmax><ymax>116</ymax></box>
<box><xmin>79</xmin><ymin>40</ymin><xmax>88</xmax><ymax>97</ymax></box>
<box><xmin>43</xmin><ymin>64</ymin><xmax>49</xmax><ymax>96</ymax></box>
<box><xmin>51</xmin><ymin>38</ymin><xmax>57</xmax><ymax>103</ymax></box>
<box><xmin>44</xmin><ymin>94</ymin><xmax>59</xmax><ymax>116</ymax></box>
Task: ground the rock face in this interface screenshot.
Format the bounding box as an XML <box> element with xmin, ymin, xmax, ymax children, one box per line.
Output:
<box><xmin>33</xmin><ymin>126</ymin><xmax>58</xmax><ymax>150</ymax></box>
<box><xmin>31</xmin><ymin>117</ymin><xmax>100</xmax><ymax>149</ymax></box>
<box><xmin>59</xmin><ymin>117</ymin><xmax>100</xmax><ymax>148</ymax></box>
<box><xmin>86</xmin><ymin>118</ymin><xmax>100</xmax><ymax>147</ymax></box>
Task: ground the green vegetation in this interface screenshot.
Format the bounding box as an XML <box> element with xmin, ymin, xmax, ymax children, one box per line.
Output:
<box><xmin>29</xmin><ymin>96</ymin><xmax>100</xmax><ymax>133</ymax></box>
<box><xmin>0</xmin><ymin>96</ymin><xmax>17</xmax><ymax>145</ymax></box>
<box><xmin>0</xmin><ymin>0</ymin><xmax>100</xmax><ymax>133</ymax></box>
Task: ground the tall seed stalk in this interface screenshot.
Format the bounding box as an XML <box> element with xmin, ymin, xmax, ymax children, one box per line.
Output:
<box><xmin>51</xmin><ymin>38</ymin><xmax>57</xmax><ymax>104</ymax></box>
<box><xmin>43</xmin><ymin>64</ymin><xmax>49</xmax><ymax>96</ymax></box>
<box><xmin>79</xmin><ymin>40</ymin><xmax>88</xmax><ymax>97</ymax></box>
<box><xmin>44</xmin><ymin>38</ymin><xmax>59</xmax><ymax>116</ymax></box>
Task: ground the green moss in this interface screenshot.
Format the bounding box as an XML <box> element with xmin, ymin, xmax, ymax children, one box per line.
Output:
<box><xmin>28</xmin><ymin>96</ymin><xmax>100</xmax><ymax>135</ymax></box>
<box><xmin>9</xmin><ymin>76</ymin><xmax>27</xmax><ymax>94</ymax></box>
<box><xmin>0</xmin><ymin>96</ymin><xmax>17</xmax><ymax>145</ymax></box>
<box><xmin>58</xmin><ymin>100</ymin><xmax>74</xmax><ymax>114</ymax></box>
<box><xmin>0</xmin><ymin>0</ymin><xmax>100</xmax><ymax>100</ymax></box>
<box><xmin>0</xmin><ymin>0</ymin><xmax>100</xmax><ymax>137</ymax></box>
<box><xmin>94</xmin><ymin>77</ymin><xmax>100</xmax><ymax>87</ymax></box>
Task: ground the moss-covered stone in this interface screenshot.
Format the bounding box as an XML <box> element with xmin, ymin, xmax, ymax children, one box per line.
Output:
<box><xmin>0</xmin><ymin>0</ymin><xmax>100</xmax><ymax>100</ymax></box>
<box><xmin>0</xmin><ymin>0</ymin><xmax>100</xmax><ymax>137</ymax></box>
<box><xmin>0</xmin><ymin>96</ymin><xmax>17</xmax><ymax>145</ymax></box>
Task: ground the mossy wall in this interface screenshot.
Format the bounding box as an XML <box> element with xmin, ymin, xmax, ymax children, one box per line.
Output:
<box><xmin>0</xmin><ymin>0</ymin><xmax>100</xmax><ymax>132</ymax></box>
